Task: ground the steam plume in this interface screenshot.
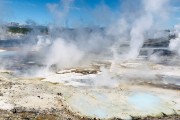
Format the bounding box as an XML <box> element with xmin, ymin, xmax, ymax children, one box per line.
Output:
<box><xmin>169</xmin><ymin>24</ymin><xmax>180</xmax><ymax>55</ymax></box>
<box><xmin>128</xmin><ymin>0</ymin><xmax>170</xmax><ymax>58</ymax></box>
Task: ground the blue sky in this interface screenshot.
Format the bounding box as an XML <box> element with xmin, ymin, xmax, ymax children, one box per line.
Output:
<box><xmin>0</xmin><ymin>0</ymin><xmax>121</xmax><ymax>26</ymax></box>
<box><xmin>0</xmin><ymin>0</ymin><xmax>179</xmax><ymax>28</ymax></box>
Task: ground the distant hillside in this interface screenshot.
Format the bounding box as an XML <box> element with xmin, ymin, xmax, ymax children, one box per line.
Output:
<box><xmin>7</xmin><ymin>26</ymin><xmax>48</xmax><ymax>34</ymax></box>
<box><xmin>8</xmin><ymin>27</ymin><xmax>32</xmax><ymax>34</ymax></box>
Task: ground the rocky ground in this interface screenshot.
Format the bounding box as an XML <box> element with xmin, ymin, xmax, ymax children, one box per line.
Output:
<box><xmin>0</xmin><ymin>110</ymin><xmax>179</xmax><ymax>120</ymax></box>
<box><xmin>0</xmin><ymin>60</ymin><xmax>179</xmax><ymax>120</ymax></box>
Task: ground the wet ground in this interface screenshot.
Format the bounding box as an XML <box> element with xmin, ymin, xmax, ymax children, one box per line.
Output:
<box><xmin>0</xmin><ymin>49</ymin><xmax>179</xmax><ymax>120</ymax></box>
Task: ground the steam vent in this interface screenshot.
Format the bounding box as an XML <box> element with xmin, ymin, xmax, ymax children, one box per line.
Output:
<box><xmin>0</xmin><ymin>0</ymin><xmax>180</xmax><ymax>120</ymax></box>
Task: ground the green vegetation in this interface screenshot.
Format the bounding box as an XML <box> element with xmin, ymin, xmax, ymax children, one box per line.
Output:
<box><xmin>8</xmin><ymin>27</ymin><xmax>32</xmax><ymax>34</ymax></box>
<box><xmin>8</xmin><ymin>26</ymin><xmax>49</xmax><ymax>34</ymax></box>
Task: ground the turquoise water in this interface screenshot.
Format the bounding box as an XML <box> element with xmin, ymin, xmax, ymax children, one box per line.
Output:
<box><xmin>128</xmin><ymin>92</ymin><xmax>160</xmax><ymax>111</ymax></box>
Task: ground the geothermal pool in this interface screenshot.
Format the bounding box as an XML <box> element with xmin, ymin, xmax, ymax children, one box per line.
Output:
<box><xmin>0</xmin><ymin>49</ymin><xmax>179</xmax><ymax>119</ymax></box>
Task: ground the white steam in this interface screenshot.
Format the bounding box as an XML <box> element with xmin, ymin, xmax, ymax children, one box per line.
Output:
<box><xmin>47</xmin><ymin>0</ymin><xmax>74</xmax><ymax>27</ymax></box>
<box><xmin>169</xmin><ymin>24</ymin><xmax>180</xmax><ymax>55</ymax></box>
<box><xmin>46</xmin><ymin>38</ymin><xmax>84</xmax><ymax>69</ymax></box>
<box><xmin>94</xmin><ymin>67</ymin><xmax>118</xmax><ymax>88</ymax></box>
<box><xmin>128</xmin><ymin>0</ymin><xmax>170</xmax><ymax>58</ymax></box>
<box><xmin>33</xmin><ymin>35</ymin><xmax>51</xmax><ymax>51</ymax></box>
<box><xmin>0</xmin><ymin>2</ymin><xmax>6</xmax><ymax>40</ymax></box>
<box><xmin>44</xmin><ymin>0</ymin><xmax>115</xmax><ymax>71</ymax></box>
<box><xmin>0</xmin><ymin>0</ymin><xmax>178</xmax><ymax>88</ymax></box>
<box><xmin>128</xmin><ymin>14</ymin><xmax>153</xmax><ymax>58</ymax></box>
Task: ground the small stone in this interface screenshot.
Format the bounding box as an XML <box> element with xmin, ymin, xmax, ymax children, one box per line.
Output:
<box><xmin>12</xmin><ymin>108</ymin><xmax>17</xmax><ymax>113</ymax></box>
<box><xmin>57</xmin><ymin>93</ymin><xmax>62</xmax><ymax>96</ymax></box>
